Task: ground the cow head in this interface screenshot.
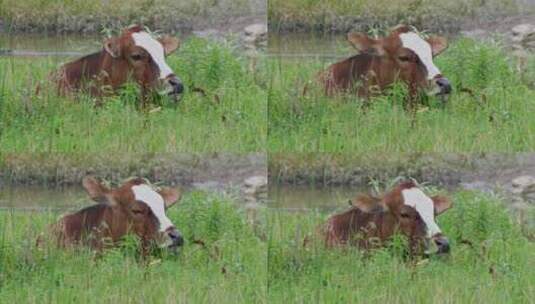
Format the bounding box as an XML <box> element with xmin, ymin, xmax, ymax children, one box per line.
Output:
<box><xmin>352</xmin><ymin>181</ymin><xmax>452</xmax><ymax>254</ymax></box>
<box><xmin>103</xmin><ymin>25</ymin><xmax>183</xmax><ymax>99</ymax></box>
<box><xmin>82</xmin><ymin>176</ymin><xmax>184</xmax><ymax>250</ymax></box>
<box><xmin>347</xmin><ymin>25</ymin><xmax>452</xmax><ymax>97</ymax></box>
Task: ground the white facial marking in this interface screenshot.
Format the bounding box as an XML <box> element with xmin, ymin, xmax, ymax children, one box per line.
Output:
<box><xmin>132</xmin><ymin>184</ymin><xmax>174</xmax><ymax>232</ymax></box>
<box><xmin>401</xmin><ymin>187</ymin><xmax>441</xmax><ymax>238</ymax></box>
<box><xmin>131</xmin><ymin>31</ymin><xmax>174</xmax><ymax>80</ymax></box>
<box><xmin>399</xmin><ymin>32</ymin><xmax>441</xmax><ymax>80</ymax></box>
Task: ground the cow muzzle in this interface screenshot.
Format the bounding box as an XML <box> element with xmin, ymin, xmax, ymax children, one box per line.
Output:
<box><xmin>163</xmin><ymin>227</ymin><xmax>184</xmax><ymax>250</ymax></box>
<box><xmin>432</xmin><ymin>234</ymin><xmax>450</xmax><ymax>254</ymax></box>
<box><xmin>161</xmin><ymin>75</ymin><xmax>184</xmax><ymax>100</ymax></box>
<box><xmin>434</xmin><ymin>77</ymin><xmax>452</xmax><ymax>96</ymax></box>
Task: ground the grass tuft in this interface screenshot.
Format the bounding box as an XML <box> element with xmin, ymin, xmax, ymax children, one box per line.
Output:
<box><xmin>0</xmin><ymin>191</ymin><xmax>267</xmax><ymax>303</ymax></box>
<box><xmin>268</xmin><ymin>38</ymin><xmax>535</xmax><ymax>153</ymax></box>
<box><xmin>268</xmin><ymin>190</ymin><xmax>534</xmax><ymax>303</ymax></box>
<box><xmin>0</xmin><ymin>38</ymin><xmax>267</xmax><ymax>154</ymax></box>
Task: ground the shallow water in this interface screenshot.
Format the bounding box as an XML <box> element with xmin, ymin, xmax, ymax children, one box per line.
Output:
<box><xmin>0</xmin><ymin>33</ymin><xmax>100</xmax><ymax>56</ymax></box>
<box><xmin>0</xmin><ymin>185</ymin><xmax>87</xmax><ymax>211</ymax></box>
<box><xmin>0</xmin><ymin>183</ymin><xmax>254</xmax><ymax>211</ymax></box>
<box><xmin>0</xmin><ymin>32</ymin><xmax>340</xmax><ymax>59</ymax></box>
<box><xmin>268</xmin><ymin>32</ymin><xmax>349</xmax><ymax>60</ymax></box>
<box><xmin>268</xmin><ymin>185</ymin><xmax>369</xmax><ymax>211</ymax></box>
<box><xmin>0</xmin><ymin>32</ymin><xmax>194</xmax><ymax>57</ymax></box>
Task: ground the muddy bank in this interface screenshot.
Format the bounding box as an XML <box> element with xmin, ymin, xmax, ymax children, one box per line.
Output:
<box><xmin>0</xmin><ymin>153</ymin><xmax>266</xmax><ymax>189</ymax></box>
<box><xmin>270</xmin><ymin>153</ymin><xmax>535</xmax><ymax>235</ymax></box>
<box><xmin>0</xmin><ymin>0</ymin><xmax>265</xmax><ymax>35</ymax></box>
<box><xmin>270</xmin><ymin>14</ymin><xmax>535</xmax><ymax>36</ymax></box>
<box><xmin>269</xmin><ymin>0</ymin><xmax>535</xmax><ymax>35</ymax></box>
<box><xmin>269</xmin><ymin>153</ymin><xmax>535</xmax><ymax>189</ymax></box>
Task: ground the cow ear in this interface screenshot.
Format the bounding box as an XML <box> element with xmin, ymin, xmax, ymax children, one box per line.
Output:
<box><xmin>390</xmin><ymin>24</ymin><xmax>411</xmax><ymax>34</ymax></box>
<box><xmin>351</xmin><ymin>194</ymin><xmax>387</xmax><ymax>213</ymax></box>
<box><xmin>431</xmin><ymin>195</ymin><xmax>452</xmax><ymax>216</ymax></box>
<box><xmin>427</xmin><ymin>36</ymin><xmax>448</xmax><ymax>57</ymax></box>
<box><xmin>104</xmin><ymin>37</ymin><xmax>121</xmax><ymax>58</ymax></box>
<box><xmin>347</xmin><ymin>33</ymin><xmax>373</xmax><ymax>52</ymax></box>
<box><xmin>347</xmin><ymin>33</ymin><xmax>384</xmax><ymax>55</ymax></box>
<box><xmin>82</xmin><ymin>176</ymin><xmax>110</xmax><ymax>203</ymax></box>
<box><xmin>159</xmin><ymin>187</ymin><xmax>182</xmax><ymax>209</ymax></box>
<box><xmin>159</xmin><ymin>36</ymin><xmax>180</xmax><ymax>56</ymax></box>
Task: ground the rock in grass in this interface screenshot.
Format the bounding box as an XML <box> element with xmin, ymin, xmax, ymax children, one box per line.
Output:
<box><xmin>242</xmin><ymin>175</ymin><xmax>267</xmax><ymax>200</ymax></box>
<box><xmin>512</xmin><ymin>175</ymin><xmax>535</xmax><ymax>189</ymax></box>
<box><xmin>511</xmin><ymin>175</ymin><xmax>535</xmax><ymax>201</ymax></box>
<box><xmin>512</xmin><ymin>23</ymin><xmax>535</xmax><ymax>50</ymax></box>
<box><xmin>243</xmin><ymin>23</ymin><xmax>267</xmax><ymax>46</ymax></box>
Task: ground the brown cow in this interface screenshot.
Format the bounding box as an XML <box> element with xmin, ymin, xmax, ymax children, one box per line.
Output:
<box><xmin>321</xmin><ymin>25</ymin><xmax>452</xmax><ymax>106</ymax></box>
<box><xmin>53</xmin><ymin>25</ymin><xmax>183</xmax><ymax>103</ymax></box>
<box><xmin>324</xmin><ymin>181</ymin><xmax>452</xmax><ymax>255</ymax></box>
<box><xmin>52</xmin><ymin>176</ymin><xmax>184</xmax><ymax>253</ymax></box>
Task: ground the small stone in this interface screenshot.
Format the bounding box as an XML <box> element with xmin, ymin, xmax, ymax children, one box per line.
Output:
<box><xmin>512</xmin><ymin>24</ymin><xmax>535</xmax><ymax>37</ymax></box>
<box><xmin>242</xmin><ymin>175</ymin><xmax>267</xmax><ymax>198</ymax></box>
<box><xmin>243</xmin><ymin>23</ymin><xmax>267</xmax><ymax>45</ymax></box>
<box><xmin>511</xmin><ymin>24</ymin><xmax>535</xmax><ymax>50</ymax></box>
<box><xmin>512</xmin><ymin>175</ymin><xmax>535</xmax><ymax>188</ymax></box>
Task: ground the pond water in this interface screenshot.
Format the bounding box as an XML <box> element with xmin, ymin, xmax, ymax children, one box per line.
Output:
<box><xmin>268</xmin><ymin>184</ymin><xmax>368</xmax><ymax>211</ymax></box>
<box><xmin>2</xmin><ymin>32</ymin><xmax>350</xmax><ymax>59</ymax></box>
<box><xmin>0</xmin><ymin>33</ymin><xmax>100</xmax><ymax>56</ymax></box>
<box><xmin>0</xmin><ymin>185</ymin><xmax>87</xmax><ymax>211</ymax></box>
<box><xmin>268</xmin><ymin>32</ymin><xmax>349</xmax><ymax>60</ymax></box>
<box><xmin>0</xmin><ymin>183</ymin><xmax>362</xmax><ymax>211</ymax></box>
<box><xmin>0</xmin><ymin>31</ymin><xmax>194</xmax><ymax>57</ymax></box>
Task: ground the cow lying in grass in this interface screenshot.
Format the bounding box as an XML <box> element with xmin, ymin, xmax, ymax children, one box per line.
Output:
<box><xmin>52</xmin><ymin>25</ymin><xmax>183</xmax><ymax>105</ymax></box>
<box><xmin>320</xmin><ymin>25</ymin><xmax>452</xmax><ymax>108</ymax></box>
<box><xmin>324</xmin><ymin>181</ymin><xmax>452</xmax><ymax>256</ymax></box>
<box><xmin>48</xmin><ymin>176</ymin><xmax>183</xmax><ymax>254</ymax></box>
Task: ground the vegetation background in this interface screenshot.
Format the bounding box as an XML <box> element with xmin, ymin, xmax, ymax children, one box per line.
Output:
<box><xmin>269</xmin><ymin>0</ymin><xmax>534</xmax><ymax>33</ymax></box>
<box><xmin>0</xmin><ymin>191</ymin><xmax>268</xmax><ymax>303</ymax></box>
<box><xmin>0</xmin><ymin>37</ymin><xmax>267</xmax><ymax>154</ymax></box>
<box><xmin>268</xmin><ymin>188</ymin><xmax>534</xmax><ymax>303</ymax></box>
<box><xmin>0</xmin><ymin>0</ymin><xmax>266</xmax><ymax>33</ymax></box>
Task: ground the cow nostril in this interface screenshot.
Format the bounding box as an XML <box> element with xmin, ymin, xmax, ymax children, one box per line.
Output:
<box><xmin>167</xmin><ymin>78</ymin><xmax>183</xmax><ymax>95</ymax></box>
<box><xmin>435</xmin><ymin>78</ymin><xmax>452</xmax><ymax>94</ymax></box>
<box><xmin>174</xmin><ymin>235</ymin><xmax>184</xmax><ymax>246</ymax></box>
<box><xmin>167</xmin><ymin>229</ymin><xmax>184</xmax><ymax>246</ymax></box>
<box><xmin>434</xmin><ymin>238</ymin><xmax>450</xmax><ymax>254</ymax></box>
<box><xmin>174</xmin><ymin>82</ymin><xmax>184</xmax><ymax>94</ymax></box>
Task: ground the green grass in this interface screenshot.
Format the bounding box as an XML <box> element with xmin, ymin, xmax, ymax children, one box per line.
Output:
<box><xmin>0</xmin><ymin>191</ymin><xmax>267</xmax><ymax>303</ymax></box>
<box><xmin>268</xmin><ymin>0</ymin><xmax>523</xmax><ymax>32</ymax></box>
<box><xmin>2</xmin><ymin>185</ymin><xmax>533</xmax><ymax>303</ymax></box>
<box><xmin>268</xmin><ymin>38</ymin><xmax>535</xmax><ymax>152</ymax></box>
<box><xmin>0</xmin><ymin>38</ymin><xmax>267</xmax><ymax>153</ymax></box>
<box><xmin>0</xmin><ymin>0</ymin><xmax>259</xmax><ymax>33</ymax></box>
<box><xmin>268</xmin><ymin>190</ymin><xmax>535</xmax><ymax>303</ymax></box>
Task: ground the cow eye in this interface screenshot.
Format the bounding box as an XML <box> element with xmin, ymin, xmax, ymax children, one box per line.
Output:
<box><xmin>131</xmin><ymin>206</ymin><xmax>145</xmax><ymax>214</ymax></box>
<box><xmin>131</xmin><ymin>54</ymin><xmax>144</xmax><ymax>61</ymax></box>
<box><xmin>400</xmin><ymin>212</ymin><xmax>410</xmax><ymax>218</ymax></box>
<box><xmin>398</xmin><ymin>55</ymin><xmax>411</xmax><ymax>62</ymax></box>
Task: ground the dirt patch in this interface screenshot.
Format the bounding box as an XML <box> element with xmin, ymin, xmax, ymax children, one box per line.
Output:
<box><xmin>269</xmin><ymin>153</ymin><xmax>535</xmax><ymax>190</ymax></box>
<box><xmin>0</xmin><ymin>0</ymin><xmax>266</xmax><ymax>35</ymax></box>
<box><xmin>0</xmin><ymin>153</ymin><xmax>266</xmax><ymax>189</ymax></box>
<box><xmin>269</xmin><ymin>153</ymin><xmax>535</xmax><ymax>235</ymax></box>
<box><xmin>269</xmin><ymin>1</ymin><xmax>535</xmax><ymax>36</ymax></box>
